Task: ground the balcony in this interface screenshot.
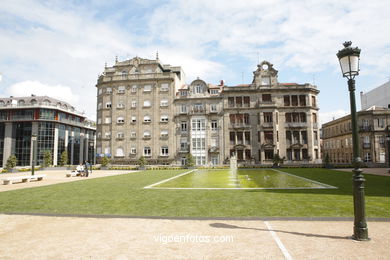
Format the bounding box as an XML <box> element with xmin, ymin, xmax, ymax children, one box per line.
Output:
<box><xmin>285</xmin><ymin>122</ymin><xmax>307</xmax><ymax>128</ymax></box>
<box><xmin>208</xmin><ymin>146</ymin><xmax>220</xmax><ymax>153</ymax></box>
<box><xmin>261</xmin><ymin>122</ymin><xmax>273</xmax><ymax>128</ymax></box>
<box><xmin>360</xmin><ymin>125</ymin><xmax>372</xmax><ymax>131</ymax></box>
<box><xmin>160</xmin><ymin>134</ymin><xmax>169</xmax><ymax>140</ymax></box>
<box><xmin>143</xmin><ymin>135</ymin><xmax>151</xmax><ymax>140</ymax></box>
<box><xmin>190</xmin><ymin>108</ymin><xmax>206</xmax><ymax>114</ymax></box>
<box><xmin>362</xmin><ymin>143</ymin><xmax>371</xmax><ymax>149</ymax></box>
<box><xmin>229</xmin><ymin>123</ymin><xmax>251</xmax><ymax>129</ymax></box>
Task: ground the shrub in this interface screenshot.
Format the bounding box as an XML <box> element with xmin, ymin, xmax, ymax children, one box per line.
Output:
<box><xmin>138</xmin><ymin>156</ymin><xmax>147</xmax><ymax>167</ymax></box>
<box><xmin>42</xmin><ymin>150</ymin><xmax>52</xmax><ymax>167</ymax></box>
<box><xmin>6</xmin><ymin>155</ymin><xmax>18</xmax><ymax>171</ymax></box>
<box><xmin>101</xmin><ymin>156</ymin><xmax>111</xmax><ymax>167</ymax></box>
<box><xmin>59</xmin><ymin>151</ymin><xmax>68</xmax><ymax>166</ymax></box>
<box><xmin>186</xmin><ymin>153</ymin><xmax>195</xmax><ymax>168</ymax></box>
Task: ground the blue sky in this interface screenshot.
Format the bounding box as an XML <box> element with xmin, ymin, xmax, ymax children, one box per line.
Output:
<box><xmin>0</xmin><ymin>0</ymin><xmax>389</xmax><ymax>123</ymax></box>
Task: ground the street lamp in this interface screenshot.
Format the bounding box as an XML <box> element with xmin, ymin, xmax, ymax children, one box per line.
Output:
<box><xmin>31</xmin><ymin>134</ymin><xmax>37</xmax><ymax>176</ymax></box>
<box><xmin>337</xmin><ymin>41</ymin><xmax>369</xmax><ymax>241</ymax></box>
<box><xmin>387</xmin><ymin>134</ymin><xmax>390</xmax><ymax>174</ymax></box>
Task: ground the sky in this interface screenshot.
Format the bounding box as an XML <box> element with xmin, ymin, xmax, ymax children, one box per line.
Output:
<box><xmin>0</xmin><ymin>0</ymin><xmax>389</xmax><ymax>124</ymax></box>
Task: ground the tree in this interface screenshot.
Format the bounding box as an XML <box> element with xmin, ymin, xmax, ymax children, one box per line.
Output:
<box><xmin>42</xmin><ymin>150</ymin><xmax>52</xmax><ymax>167</ymax></box>
<box><xmin>59</xmin><ymin>151</ymin><xmax>68</xmax><ymax>166</ymax></box>
<box><xmin>324</xmin><ymin>153</ymin><xmax>331</xmax><ymax>168</ymax></box>
<box><xmin>100</xmin><ymin>156</ymin><xmax>110</xmax><ymax>167</ymax></box>
<box><xmin>186</xmin><ymin>153</ymin><xmax>195</xmax><ymax>168</ymax></box>
<box><xmin>138</xmin><ymin>156</ymin><xmax>147</xmax><ymax>168</ymax></box>
<box><xmin>6</xmin><ymin>155</ymin><xmax>18</xmax><ymax>171</ymax></box>
<box><xmin>272</xmin><ymin>154</ymin><xmax>285</xmax><ymax>168</ymax></box>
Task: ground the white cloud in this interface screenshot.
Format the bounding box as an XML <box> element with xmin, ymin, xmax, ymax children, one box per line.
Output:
<box><xmin>8</xmin><ymin>80</ymin><xmax>79</xmax><ymax>106</ymax></box>
<box><xmin>319</xmin><ymin>109</ymin><xmax>349</xmax><ymax>126</ymax></box>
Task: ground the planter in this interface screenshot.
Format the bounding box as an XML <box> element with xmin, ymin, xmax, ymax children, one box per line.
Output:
<box><xmin>8</xmin><ymin>169</ymin><xmax>18</xmax><ymax>173</ymax></box>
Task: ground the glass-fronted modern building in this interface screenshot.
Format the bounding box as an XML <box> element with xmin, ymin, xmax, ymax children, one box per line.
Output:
<box><xmin>0</xmin><ymin>95</ymin><xmax>96</xmax><ymax>167</ymax></box>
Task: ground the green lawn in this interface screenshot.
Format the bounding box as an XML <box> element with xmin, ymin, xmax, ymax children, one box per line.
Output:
<box><xmin>0</xmin><ymin>168</ymin><xmax>389</xmax><ymax>218</ymax></box>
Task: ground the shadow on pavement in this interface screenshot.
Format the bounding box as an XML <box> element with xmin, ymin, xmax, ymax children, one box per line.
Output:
<box><xmin>209</xmin><ymin>222</ymin><xmax>350</xmax><ymax>240</ymax></box>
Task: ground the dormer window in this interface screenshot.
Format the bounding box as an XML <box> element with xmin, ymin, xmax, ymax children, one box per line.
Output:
<box><xmin>210</xmin><ymin>89</ymin><xmax>219</xmax><ymax>95</ymax></box>
<box><xmin>194</xmin><ymin>84</ymin><xmax>204</xmax><ymax>94</ymax></box>
<box><xmin>180</xmin><ymin>90</ymin><xmax>187</xmax><ymax>96</ymax></box>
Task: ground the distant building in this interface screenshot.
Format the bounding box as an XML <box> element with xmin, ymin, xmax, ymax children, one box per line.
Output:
<box><xmin>0</xmin><ymin>96</ymin><xmax>96</xmax><ymax>167</ymax></box>
<box><xmin>361</xmin><ymin>81</ymin><xmax>390</xmax><ymax>110</ymax></box>
<box><xmin>96</xmin><ymin>56</ymin><xmax>321</xmax><ymax>166</ymax></box>
<box><xmin>322</xmin><ymin>106</ymin><xmax>390</xmax><ymax>166</ymax></box>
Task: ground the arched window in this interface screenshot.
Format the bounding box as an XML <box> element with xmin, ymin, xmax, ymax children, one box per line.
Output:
<box><xmin>42</xmin><ymin>99</ymin><xmax>51</xmax><ymax>106</ymax></box>
<box><xmin>143</xmin><ymin>130</ymin><xmax>151</xmax><ymax>138</ymax></box>
<box><xmin>18</xmin><ymin>100</ymin><xmax>25</xmax><ymax>106</ymax></box>
<box><xmin>116</xmin><ymin>147</ymin><xmax>124</xmax><ymax>157</ymax></box>
<box><xmin>30</xmin><ymin>99</ymin><xmax>37</xmax><ymax>105</ymax></box>
<box><xmin>117</xmin><ymin>116</ymin><xmax>125</xmax><ymax>123</ymax></box>
<box><xmin>143</xmin><ymin>115</ymin><xmax>151</xmax><ymax>123</ymax></box>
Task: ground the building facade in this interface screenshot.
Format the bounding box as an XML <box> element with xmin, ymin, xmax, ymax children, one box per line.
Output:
<box><xmin>0</xmin><ymin>96</ymin><xmax>96</xmax><ymax>167</ymax></box>
<box><xmin>322</xmin><ymin>107</ymin><xmax>390</xmax><ymax>166</ymax></box>
<box><xmin>361</xmin><ymin>81</ymin><xmax>390</xmax><ymax>110</ymax></box>
<box><xmin>96</xmin><ymin>57</ymin><xmax>321</xmax><ymax>166</ymax></box>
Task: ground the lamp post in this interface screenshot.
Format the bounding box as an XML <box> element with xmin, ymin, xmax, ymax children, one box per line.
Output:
<box><xmin>337</xmin><ymin>41</ymin><xmax>369</xmax><ymax>241</ymax></box>
<box><xmin>31</xmin><ymin>134</ymin><xmax>37</xmax><ymax>176</ymax></box>
<box><xmin>387</xmin><ymin>134</ymin><xmax>390</xmax><ymax>174</ymax></box>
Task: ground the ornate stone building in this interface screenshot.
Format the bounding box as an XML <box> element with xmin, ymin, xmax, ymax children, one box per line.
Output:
<box><xmin>322</xmin><ymin>106</ymin><xmax>390</xmax><ymax>166</ymax></box>
<box><xmin>96</xmin><ymin>57</ymin><xmax>321</xmax><ymax>166</ymax></box>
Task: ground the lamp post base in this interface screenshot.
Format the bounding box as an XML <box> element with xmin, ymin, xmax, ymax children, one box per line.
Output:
<box><xmin>352</xmin><ymin>167</ymin><xmax>370</xmax><ymax>241</ymax></box>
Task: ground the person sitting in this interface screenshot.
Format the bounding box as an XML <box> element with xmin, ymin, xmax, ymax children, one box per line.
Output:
<box><xmin>76</xmin><ymin>164</ymin><xmax>84</xmax><ymax>176</ymax></box>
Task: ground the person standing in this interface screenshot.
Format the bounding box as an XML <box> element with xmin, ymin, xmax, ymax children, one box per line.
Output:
<box><xmin>84</xmin><ymin>161</ymin><xmax>89</xmax><ymax>177</ymax></box>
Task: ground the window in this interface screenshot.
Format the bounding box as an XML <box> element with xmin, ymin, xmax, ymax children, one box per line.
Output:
<box><xmin>131</xmin><ymin>101</ymin><xmax>137</xmax><ymax>108</ymax></box>
<box><xmin>262</xmin><ymin>94</ymin><xmax>271</xmax><ymax>102</ymax></box>
<box><xmin>130</xmin><ymin>131</ymin><xmax>136</xmax><ymax>138</ymax></box>
<box><xmin>98</xmin><ymin>103</ymin><xmax>102</xmax><ymax>109</ymax></box>
<box><xmin>131</xmin><ymin>85</ymin><xmax>137</xmax><ymax>93</ymax></box>
<box><xmin>143</xmin><ymin>100</ymin><xmax>151</xmax><ymax>107</ymax></box>
<box><xmin>117</xmin><ymin>132</ymin><xmax>124</xmax><ymax>139</ymax></box>
<box><xmin>180</xmin><ymin>105</ymin><xmax>187</xmax><ymax>114</ymax></box>
<box><xmin>210</xmin><ymin>104</ymin><xmax>217</xmax><ymax>112</ymax></box>
<box><xmin>97</xmin><ymin>118</ymin><xmax>101</xmax><ymax>124</ymax></box>
<box><xmin>284</xmin><ymin>96</ymin><xmax>290</xmax><ymax>106</ymax></box>
<box><xmin>192</xmin><ymin>138</ymin><xmax>205</xmax><ymax>151</ymax></box>
<box><xmin>180</xmin><ymin>90</ymin><xmax>187</xmax><ymax>96</ymax></box>
<box><xmin>193</xmin><ymin>103</ymin><xmax>204</xmax><ymax>112</ymax></box>
<box><xmin>181</xmin><ymin>121</ymin><xmax>188</xmax><ymax>132</ymax></box>
<box><xmin>161</xmin><ymin>83</ymin><xmax>169</xmax><ymax>91</ymax></box>
<box><xmin>364</xmin><ymin>152</ymin><xmax>371</xmax><ymax>162</ymax></box>
<box><xmin>311</xmin><ymin>96</ymin><xmax>316</xmax><ymax>107</ymax></box>
<box><xmin>160</xmin><ymin>130</ymin><xmax>168</xmax><ymax>137</ymax></box>
<box><xmin>117</xmin><ymin>117</ymin><xmax>125</xmax><ymax>124</ymax></box>
<box><xmin>106</xmin><ymin>88</ymin><xmax>112</xmax><ymax>94</ymax></box>
<box><xmin>121</xmin><ymin>70</ymin><xmax>128</xmax><ymax>77</ymax></box>
<box><xmin>211</xmin><ymin>120</ymin><xmax>218</xmax><ymax>131</ymax></box>
<box><xmin>263</xmin><ymin>112</ymin><xmax>273</xmax><ymax>123</ymax></box>
<box><xmin>211</xmin><ymin>156</ymin><xmax>219</xmax><ymax>165</ymax></box>
<box><xmin>261</xmin><ymin>77</ymin><xmax>271</xmax><ymax>85</ymax></box>
<box><xmin>191</xmin><ymin>119</ymin><xmax>206</xmax><ymax>131</ymax></box>
<box><xmin>104</xmin><ymin>147</ymin><xmax>111</xmax><ymax>155</ymax></box>
<box><xmin>181</xmin><ymin>157</ymin><xmax>187</xmax><ymax>166</ymax></box>
<box><xmin>291</xmin><ymin>95</ymin><xmax>298</xmax><ymax>106</ymax></box>
<box><xmin>299</xmin><ymin>95</ymin><xmax>306</xmax><ymax>106</ymax></box>
<box><xmin>143</xmin><ymin>131</ymin><xmax>151</xmax><ymax>138</ymax></box>
<box><xmin>105</xmin><ymin>117</ymin><xmax>111</xmax><ymax>124</ymax></box>
<box><xmin>144</xmin><ymin>85</ymin><xmax>152</xmax><ymax>92</ymax></box>
<box><xmin>377</xmin><ymin>118</ymin><xmax>385</xmax><ymax>128</ymax></box>
<box><xmin>160</xmin><ymin>99</ymin><xmax>168</xmax><ymax>107</ymax></box>
<box><xmin>105</xmin><ymin>102</ymin><xmax>112</xmax><ymax>108</ymax></box>
<box><xmin>228</xmin><ymin>97</ymin><xmax>234</xmax><ymax>107</ymax></box>
<box><xmin>194</xmin><ymin>84</ymin><xmax>204</xmax><ymax>94</ymax></box>
<box><xmin>118</xmin><ymin>86</ymin><xmax>125</xmax><ymax>94</ymax></box>
<box><xmin>143</xmin><ymin>115</ymin><xmax>151</xmax><ymax>123</ymax></box>
<box><xmin>312</xmin><ymin>113</ymin><xmax>317</xmax><ymax>123</ymax></box>
<box><xmin>210</xmin><ymin>89</ymin><xmax>219</xmax><ymax>95</ymax></box>
<box><xmin>130</xmin><ymin>147</ymin><xmax>136</xmax><ymax>154</ymax></box>
<box><xmin>131</xmin><ymin>116</ymin><xmax>136</xmax><ymax>123</ymax></box>
<box><xmin>379</xmin><ymin>135</ymin><xmax>385</xmax><ymax>148</ymax></box>
<box><xmin>117</xmin><ymin>102</ymin><xmax>125</xmax><ymax>108</ymax></box>
<box><xmin>264</xmin><ymin>131</ymin><xmax>273</xmax><ymax>144</ymax></box>
<box><xmin>243</xmin><ymin>97</ymin><xmax>250</xmax><ymax>107</ymax></box>
<box><xmin>98</xmin><ymin>89</ymin><xmax>103</xmax><ymax>95</ymax></box>
<box><xmin>160</xmin><ymin>115</ymin><xmax>169</xmax><ymax>122</ymax></box>
<box><xmin>105</xmin><ymin>132</ymin><xmax>111</xmax><ymax>139</ymax></box>
<box><xmin>264</xmin><ymin>150</ymin><xmax>274</xmax><ymax>159</ymax></box>
<box><xmin>161</xmin><ymin>146</ymin><xmax>169</xmax><ymax>156</ymax></box>
<box><xmin>144</xmin><ymin>147</ymin><xmax>151</xmax><ymax>156</ymax></box>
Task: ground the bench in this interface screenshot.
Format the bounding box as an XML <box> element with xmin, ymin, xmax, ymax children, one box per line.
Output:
<box><xmin>1</xmin><ymin>174</ymin><xmax>46</xmax><ymax>185</ymax></box>
<box><xmin>66</xmin><ymin>171</ymin><xmax>81</xmax><ymax>177</ymax></box>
